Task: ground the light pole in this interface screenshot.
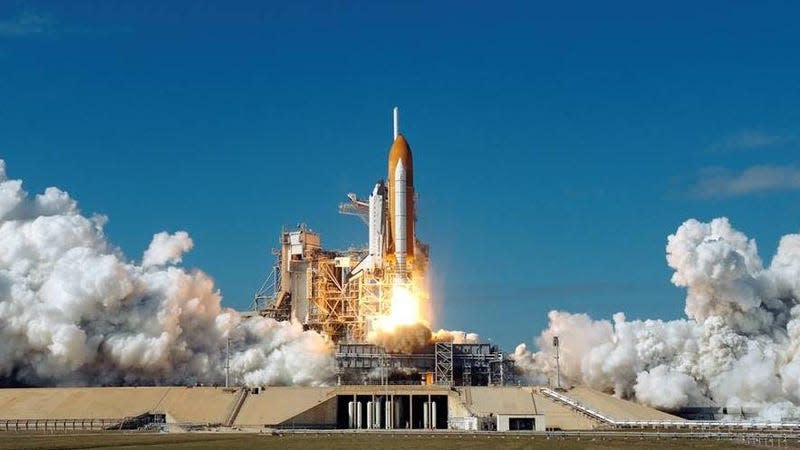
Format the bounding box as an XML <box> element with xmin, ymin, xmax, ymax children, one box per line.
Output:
<box><xmin>553</xmin><ymin>336</ymin><xmax>561</xmax><ymax>390</ymax></box>
<box><xmin>224</xmin><ymin>323</ymin><xmax>244</xmax><ymax>388</ymax></box>
<box><xmin>225</xmin><ymin>335</ymin><xmax>231</xmax><ymax>388</ymax></box>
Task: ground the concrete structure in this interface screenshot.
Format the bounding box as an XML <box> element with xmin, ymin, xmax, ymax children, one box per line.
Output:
<box><xmin>562</xmin><ymin>386</ymin><xmax>682</xmax><ymax>422</ymax></box>
<box><xmin>457</xmin><ymin>386</ymin><xmax>599</xmax><ymax>430</ymax></box>
<box><xmin>496</xmin><ymin>414</ymin><xmax>546</xmax><ymax>431</ymax></box>
<box><xmin>235</xmin><ymin>387</ymin><xmax>335</xmax><ymax>428</ymax></box>
<box><xmin>0</xmin><ymin>386</ymin><xmax>239</xmax><ymax>423</ymax></box>
<box><xmin>11</xmin><ymin>384</ymin><xmax>775</xmax><ymax>433</ymax></box>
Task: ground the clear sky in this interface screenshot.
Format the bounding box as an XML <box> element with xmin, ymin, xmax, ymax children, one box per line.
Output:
<box><xmin>2</xmin><ymin>1</ymin><xmax>799</xmax><ymax>350</ymax></box>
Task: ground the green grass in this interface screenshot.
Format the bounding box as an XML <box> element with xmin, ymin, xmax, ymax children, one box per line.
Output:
<box><xmin>0</xmin><ymin>432</ymin><xmax>777</xmax><ymax>450</ymax></box>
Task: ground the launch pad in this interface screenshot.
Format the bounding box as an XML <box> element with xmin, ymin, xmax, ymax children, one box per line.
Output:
<box><xmin>0</xmin><ymin>385</ymin><xmax>685</xmax><ymax>432</ymax></box>
<box><xmin>249</xmin><ymin>108</ymin><xmax>516</xmax><ymax>386</ymax></box>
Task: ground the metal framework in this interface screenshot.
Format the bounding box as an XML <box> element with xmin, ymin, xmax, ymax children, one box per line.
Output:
<box><xmin>252</xmin><ymin>225</ymin><xmax>402</xmax><ymax>343</ymax></box>
<box><xmin>335</xmin><ymin>343</ymin><xmax>514</xmax><ymax>386</ymax></box>
<box><xmin>338</xmin><ymin>193</ymin><xmax>369</xmax><ymax>225</ymax></box>
<box><xmin>249</xmin><ymin>259</ymin><xmax>279</xmax><ymax>312</ymax></box>
<box><xmin>307</xmin><ymin>256</ymin><xmax>361</xmax><ymax>341</ymax></box>
<box><xmin>434</xmin><ymin>342</ymin><xmax>453</xmax><ymax>386</ymax></box>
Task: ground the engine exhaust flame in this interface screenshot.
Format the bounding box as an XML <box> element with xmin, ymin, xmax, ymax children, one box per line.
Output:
<box><xmin>374</xmin><ymin>282</ymin><xmax>424</xmax><ymax>333</ymax></box>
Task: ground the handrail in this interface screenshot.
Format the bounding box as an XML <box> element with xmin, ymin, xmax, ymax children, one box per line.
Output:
<box><xmin>540</xmin><ymin>388</ymin><xmax>800</xmax><ymax>430</ymax></box>
<box><xmin>225</xmin><ymin>388</ymin><xmax>249</xmax><ymax>426</ymax></box>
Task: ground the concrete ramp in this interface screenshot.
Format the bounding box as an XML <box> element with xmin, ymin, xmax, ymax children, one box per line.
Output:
<box><xmin>234</xmin><ymin>387</ymin><xmax>336</xmax><ymax>427</ymax></box>
<box><xmin>531</xmin><ymin>391</ymin><xmax>599</xmax><ymax>430</ymax></box>
<box><xmin>0</xmin><ymin>387</ymin><xmax>239</xmax><ymax>424</ymax></box>
<box><xmin>463</xmin><ymin>387</ymin><xmax>537</xmax><ymax>415</ymax></box>
<box><xmin>460</xmin><ymin>386</ymin><xmax>599</xmax><ymax>430</ymax></box>
<box><xmin>564</xmin><ymin>386</ymin><xmax>684</xmax><ymax>422</ymax></box>
<box><xmin>156</xmin><ymin>387</ymin><xmax>242</xmax><ymax>423</ymax></box>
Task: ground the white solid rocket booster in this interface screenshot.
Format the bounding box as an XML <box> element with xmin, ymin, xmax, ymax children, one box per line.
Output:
<box><xmin>394</xmin><ymin>159</ymin><xmax>407</xmax><ymax>280</ymax></box>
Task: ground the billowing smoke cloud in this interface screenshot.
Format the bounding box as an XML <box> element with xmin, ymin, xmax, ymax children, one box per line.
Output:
<box><xmin>517</xmin><ymin>217</ymin><xmax>800</xmax><ymax>419</ymax></box>
<box><xmin>142</xmin><ymin>231</ymin><xmax>193</xmax><ymax>268</ymax></box>
<box><xmin>0</xmin><ymin>160</ymin><xmax>335</xmax><ymax>387</ymax></box>
<box><xmin>368</xmin><ymin>324</ymin><xmax>481</xmax><ymax>354</ymax></box>
<box><xmin>369</xmin><ymin>323</ymin><xmax>432</xmax><ymax>354</ymax></box>
<box><xmin>432</xmin><ymin>329</ymin><xmax>481</xmax><ymax>344</ymax></box>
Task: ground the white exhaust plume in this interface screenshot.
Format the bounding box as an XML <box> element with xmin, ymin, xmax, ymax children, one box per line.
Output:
<box><xmin>142</xmin><ymin>231</ymin><xmax>193</xmax><ymax>268</ymax></box>
<box><xmin>0</xmin><ymin>160</ymin><xmax>334</xmax><ymax>387</ymax></box>
<box><xmin>517</xmin><ymin>217</ymin><xmax>800</xmax><ymax>419</ymax></box>
<box><xmin>367</xmin><ymin>323</ymin><xmax>482</xmax><ymax>354</ymax></box>
<box><xmin>432</xmin><ymin>329</ymin><xmax>481</xmax><ymax>344</ymax></box>
<box><xmin>368</xmin><ymin>323</ymin><xmax>433</xmax><ymax>354</ymax></box>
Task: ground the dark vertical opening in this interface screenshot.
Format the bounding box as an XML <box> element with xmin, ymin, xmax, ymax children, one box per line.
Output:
<box><xmin>431</xmin><ymin>395</ymin><xmax>448</xmax><ymax>429</ymax></box>
<box><xmin>509</xmin><ymin>417</ymin><xmax>534</xmax><ymax>430</ymax></box>
<box><xmin>335</xmin><ymin>396</ymin><xmax>350</xmax><ymax>429</ymax></box>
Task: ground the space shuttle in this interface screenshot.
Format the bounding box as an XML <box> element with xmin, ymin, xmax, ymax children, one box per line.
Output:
<box><xmin>386</xmin><ymin>108</ymin><xmax>415</xmax><ymax>282</ymax></box>
<box><xmin>347</xmin><ymin>107</ymin><xmax>423</xmax><ymax>282</ymax></box>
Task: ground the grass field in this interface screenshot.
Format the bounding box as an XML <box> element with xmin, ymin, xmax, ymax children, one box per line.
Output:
<box><xmin>0</xmin><ymin>432</ymin><xmax>781</xmax><ymax>450</ymax></box>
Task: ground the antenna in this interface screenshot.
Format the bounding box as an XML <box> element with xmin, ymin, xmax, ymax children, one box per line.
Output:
<box><xmin>393</xmin><ymin>106</ymin><xmax>399</xmax><ymax>139</ymax></box>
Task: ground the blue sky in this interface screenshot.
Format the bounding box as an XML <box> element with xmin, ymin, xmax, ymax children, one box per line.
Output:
<box><xmin>2</xmin><ymin>1</ymin><xmax>799</xmax><ymax>349</ymax></box>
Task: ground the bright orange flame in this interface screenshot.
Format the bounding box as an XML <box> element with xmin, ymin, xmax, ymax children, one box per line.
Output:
<box><xmin>374</xmin><ymin>283</ymin><xmax>423</xmax><ymax>332</ymax></box>
<box><xmin>388</xmin><ymin>284</ymin><xmax>419</xmax><ymax>326</ymax></box>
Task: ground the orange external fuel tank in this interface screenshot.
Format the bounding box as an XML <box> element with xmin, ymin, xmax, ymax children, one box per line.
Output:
<box><xmin>386</xmin><ymin>134</ymin><xmax>415</xmax><ymax>280</ymax></box>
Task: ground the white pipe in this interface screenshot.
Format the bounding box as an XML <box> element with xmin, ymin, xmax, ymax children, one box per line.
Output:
<box><xmin>393</xmin><ymin>107</ymin><xmax>399</xmax><ymax>139</ymax></box>
<box><xmin>356</xmin><ymin>401</ymin><xmax>363</xmax><ymax>429</ymax></box>
<box><xmin>423</xmin><ymin>402</ymin><xmax>429</xmax><ymax>429</ymax></box>
<box><xmin>348</xmin><ymin>401</ymin><xmax>355</xmax><ymax>429</ymax></box>
<box><xmin>366</xmin><ymin>401</ymin><xmax>373</xmax><ymax>430</ymax></box>
<box><xmin>431</xmin><ymin>401</ymin><xmax>437</xmax><ymax>429</ymax></box>
<box><xmin>385</xmin><ymin>399</ymin><xmax>392</xmax><ymax>429</ymax></box>
<box><xmin>394</xmin><ymin>398</ymin><xmax>402</xmax><ymax>429</ymax></box>
<box><xmin>374</xmin><ymin>399</ymin><xmax>381</xmax><ymax>429</ymax></box>
<box><xmin>394</xmin><ymin>160</ymin><xmax>407</xmax><ymax>279</ymax></box>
